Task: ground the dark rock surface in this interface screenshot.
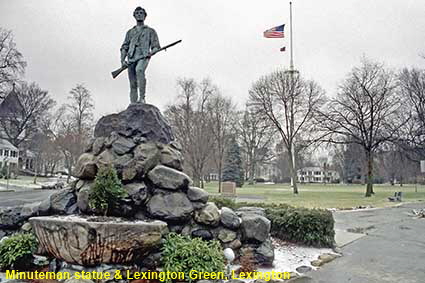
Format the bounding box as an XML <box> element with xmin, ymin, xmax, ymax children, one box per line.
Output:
<box><xmin>146</xmin><ymin>192</ymin><xmax>194</xmax><ymax>221</ymax></box>
<box><xmin>94</xmin><ymin>103</ymin><xmax>173</xmax><ymax>143</ymax></box>
<box><xmin>241</xmin><ymin>214</ymin><xmax>271</xmax><ymax>242</ymax></box>
<box><xmin>220</xmin><ymin>207</ymin><xmax>241</xmax><ymax>230</ymax></box>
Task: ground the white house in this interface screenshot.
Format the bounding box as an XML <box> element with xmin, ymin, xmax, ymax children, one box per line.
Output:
<box><xmin>0</xmin><ymin>90</ymin><xmax>26</xmax><ymax>171</ymax></box>
<box><xmin>297</xmin><ymin>166</ymin><xmax>340</xmax><ymax>183</ymax></box>
<box><xmin>0</xmin><ymin>138</ymin><xmax>19</xmax><ymax>171</ymax></box>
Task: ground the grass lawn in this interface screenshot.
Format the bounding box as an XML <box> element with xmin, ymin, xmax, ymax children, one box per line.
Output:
<box><xmin>0</xmin><ymin>175</ymin><xmax>53</xmax><ymax>187</ymax></box>
<box><xmin>203</xmin><ymin>182</ymin><xmax>425</xmax><ymax>209</ymax></box>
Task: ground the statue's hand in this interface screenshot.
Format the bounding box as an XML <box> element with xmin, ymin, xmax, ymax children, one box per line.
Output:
<box><xmin>121</xmin><ymin>60</ymin><xmax>128</xmax><ymax>67</ymax></box>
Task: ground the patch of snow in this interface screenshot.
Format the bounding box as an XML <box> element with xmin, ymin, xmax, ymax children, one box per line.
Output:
<box><xmin>229</xmin><ymin>239</ymin><xmax>338</xmax><ymax>280</ymax></box>
<box><xmin>268</xmin><ymin>242</ymin><xmax>335</xmax><ymax>272</ymax></box>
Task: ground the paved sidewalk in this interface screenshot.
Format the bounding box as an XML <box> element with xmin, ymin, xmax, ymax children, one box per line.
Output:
<box><xmin>302</xmin><ymin>202</ymin><xmax>425</xmax><ymax>283</ymax></box>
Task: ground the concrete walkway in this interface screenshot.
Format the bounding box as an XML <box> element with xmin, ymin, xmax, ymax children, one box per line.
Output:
<box><xmin>301</xmin><ymin>202</ymin><xmax>425</xmax><ymax>283</ymax></box>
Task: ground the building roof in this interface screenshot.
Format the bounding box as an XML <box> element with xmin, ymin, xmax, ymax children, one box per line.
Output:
<box><xmin>0</xmin><ymin>90</ymin><xmax>23</xmax><ymax>118</ymax></box>
<box><xmin>0</xmin><ymin>138</ymin><xmax>18</xmax><ymax>151</ymax></box>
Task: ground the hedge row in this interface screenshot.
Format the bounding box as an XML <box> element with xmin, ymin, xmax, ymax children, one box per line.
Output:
<box><xmin>210</xmin><ymin>197</ymin><xmax>335</xmax><ymax>248</ymax></box>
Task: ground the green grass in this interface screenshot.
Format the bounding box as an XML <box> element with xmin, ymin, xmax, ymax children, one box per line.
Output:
<box><xmin>203</xmin><ymin>182</ymin><xmax>425</xmax><ymax>209</ymax></box>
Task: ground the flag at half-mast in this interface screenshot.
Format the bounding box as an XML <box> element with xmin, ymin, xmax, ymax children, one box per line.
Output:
<box><xmin>263</xmin><ymin>24</ymin><xmax>285</xmax><ymax>38</ymax></box>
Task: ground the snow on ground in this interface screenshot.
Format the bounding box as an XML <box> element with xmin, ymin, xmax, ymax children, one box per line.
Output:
<box><xmin>231</xmin><ymin>238</ymin><xmax>339</xmax><ymax>278</ymax></box>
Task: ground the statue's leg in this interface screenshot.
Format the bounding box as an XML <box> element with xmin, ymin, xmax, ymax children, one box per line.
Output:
<box><xmin>128</xmin><ymin>64</ymin><xmax>138</xmax><ymax>103</ymax></box>
<box><xmin>135</xmin><ymin>59</ymin><xmax>150</xmax><ymax>103</ymax></box>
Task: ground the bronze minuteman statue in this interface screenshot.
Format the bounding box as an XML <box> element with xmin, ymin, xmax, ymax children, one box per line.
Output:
<box><xmin>120</xmin><ymin>7</ymin><xmax>160</xmax><ymax>104</ymax></box>
<box><xmin>112</xmin><ymin>7</ymin><xmax>181</xmax><ymax>104</ymax></box>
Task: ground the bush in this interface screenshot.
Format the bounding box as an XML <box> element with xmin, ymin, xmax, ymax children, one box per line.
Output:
<box><xmin>89</xmin><ymin>165</ymin><xmax>126</xmax><ymax>216</ymax></box>
<box><xmin>0</xmin><ymin>233</ymin><xmax>38</xmax><ymax>270</ymax></box>
<box><xmin>209</xmin><ymin>196</ymin><xmax>237</xmax><ymax>209</ymax></box>
<box><xmin>162</xmin><ymin>233</ymin><xmax>225</xmax><ymax>283</ymax></box>
<box><xmin>208</xmin><ymin>198</ymin><xmax>335</xmax><ymax>247</ymax></box>
<box><xmin>266</xmin><ymin>206</ymin><xmax>335</xmax><ymax>247</ymax></box>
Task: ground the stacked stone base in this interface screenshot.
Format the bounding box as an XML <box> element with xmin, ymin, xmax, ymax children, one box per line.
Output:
<box><xmin>1</xmin><ymin>103</ymin><xmax>274</xmax><ymax>276</ymax></box>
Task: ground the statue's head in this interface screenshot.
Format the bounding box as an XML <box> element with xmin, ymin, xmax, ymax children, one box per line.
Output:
<box><xmin>133</xmin><ymin>7</ymin><xmax>147</xmax><ymax>22</ymax></box>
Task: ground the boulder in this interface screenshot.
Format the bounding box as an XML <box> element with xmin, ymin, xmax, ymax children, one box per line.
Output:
<box><xmin>95</xmin><ymin>149</ymin><xmax>118</xmax><ymax>167</ymax></box>
<box><xmin>75</xmin><ymin>179</ymin><xmax>86</xmax><ymax>191</ymax></box>
<box><xmin>236</xmin><ymin>207</ymin><xmax>266</xmax><ymax>217</ymax></box>
<box><xmin>147</xmin><ymin>165</ymin><xmax>192</xmax><ymax>190</ymax></box>
<box><xmin>296</xmin><ymin>266</ymin><xmax>312</xmax><ymax>274</ymax></box>
<box><xmin>112</xmin><ymin>154</ymin><xmax>134</xmax><ymax>181</ymax></box>
<box><xmin>191</xmin><ymin>229</ymin><xmax>214</xmax><ymax>241</ymax></box>
<box><xmin>194</xmin><ymin>202</ymin><xmax>220</xmax><ymax>226</ymax></box>
<box><xmin>84</xmin><ymin>139</ymin><xmax>94</xmax><ymax>153</ymax></box>
<box><xmin>140</xmin><ymin>251</ymin><xmax>162</xmax><ymax>269</ymax></box>
<box><xmin>217</xmin><ymin>228</ymin><xmax>237</xmax><ymax>243</ymax></box>
<box><xmin>123</xmin><ymin>183</ymin><xmax>149</xmax><ymax>206</ymax></box>
<box><xmin>192</xmin><ymin>202</ymin><xmax>207</xmax><ymax>210</ymax></box>
<box><xmin>92</xmin><ymin>137</ymin><xmax>106</xmax><ymax>155</ymax></box>
<box><xmin>318</xmin><ymin>253</ymin><xmax>339</xmax><ymax>264</ymax></box>
<box><xmin>0</xmin><ymin>229</ymin><xmax>6</xmax><ymax>239</ymax></box>
<box><xmin>255</xmin><ymin>239</ymin><xmax>275</xmax><ymax>266</ymax></box>
<box><xmin>50</xmin><ymin>188</ymin><xmax>77</xmax><ymax>215</ymax></box>
<box><xmin>38</xmin><ymin>196</ymin><xmax>52</xmax><ymax>215</ymax></box>
<box><xmin>111</xmin><ymin>136</ymin><xmax>136</xmax><ymax>155</ymax></box>
<box><xmin>21</xmin><ymin>222</ymin><xmax>32</xmax><ymax>232</ymax></box>
<box><xmin>0</xmin><ymin>203</ymin><xmax>40</xmax><ymax>229</ymax></box>
<box><xmin>75</xmin><ymin>153</ymin><xmax>98</xmax><ymax>179</ymax></box>
<box><xmin>227</xmin><ymin>239</ymin><xmax>242</xmax><ymax>250</ymax></box>
<box><xmin>94</xmin><ymin>103</ymin><xmax>174</xmax><ymax>144</ymax></box>
<box><xmin>220</xmin><ymin>207</ymin><xmax>241</xmax><ymax>230</ymax></box>
<box><xmin>160</xmin><ymin>142</ymin><xmax>184</xmax><ymax>170</ymax></box>
<box><xmin>241</xmin><ymin>214</ymin><xmax>271</xmax><ymax>242</ymax></box>
<box><xmin>30</xmin><ymin>216</ymin><xmax>168</xmax><ymax>266</ymax></box>
<box><xmin>187</xmin><ymin>187</ymin><xmax>209</xmax><ymax>203</ymax></box>
<box><xmin>77</xmin><ymin>186</ymin><xmax>91</xmax><ymax>214</ymax></box>
<box><xmin>147</xmin><ymin>192</ymin><xmax>194</xmax><ymax>222</ymax></box>
<box><xmin>132</xmin><ymin>142</ymin><xmax>161</xmax><ymax>177</ymax></box>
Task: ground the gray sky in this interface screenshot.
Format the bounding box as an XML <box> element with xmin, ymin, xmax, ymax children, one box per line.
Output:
<box><xmin>1</xmin><ymin>0</ymin><xmax>424</xmax><ymax>118</ymax></box>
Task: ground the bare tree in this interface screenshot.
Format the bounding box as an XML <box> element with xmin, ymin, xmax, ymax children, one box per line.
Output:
<box><xmin>249</xmin><ymin>69</ymin><xmax>325</xmax><ymax>194</ymax></box>
<box><xmin>43</xmin><ymin>85</ymin><xmax>95</xmax><ymax>182</ymax></box>
<box><xmin>317</xmin><ymin>59</ymin><xmax>409</xmax><ymax>196</ymax></box>
<box><xmin>398</xmin><ymin>68</ymin><xmax>425</xmax><ymax>157</ymax></box>
<box><xmin>67</xmin><ymin>84</ymin><xmax>94</xmax><ymax>135</ymax></box>
<box><xmin>331</xmin><ymin>143</ymin><xmax>365</xmax><ymax>184</ymax></box>
<box><xmin>165</xmin><ymin>78</ymin><xmax>215</xmax><ymax>187</ymax></box>
<box><xmin>44</xmin><ymin>106</ymin><xmax>85</xmax><ymax>182</ymax></box>
<box><xmin>0</xmin><ymin>82</ymin><xmax>55</xmax><ymax>148</ymax></box>
<box><xmin>237</xmin><ymin>107</ymin><xmax>275</xmax><ymax>185</ymax></box>
<box><xmin>206</xmin><ymin>85</ymin><xmax>235</xmax><ymax>192</ymax></box>
<box><xmin>0</xmin><ymin>28</ymin><xmax>26</xmax><ymax>95</ymax></box>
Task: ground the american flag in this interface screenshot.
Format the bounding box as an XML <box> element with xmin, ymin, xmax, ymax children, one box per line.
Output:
<box><xmin>263</xmin><ymin>24</ymin><xmax>285</xmax><ymax>38</ymax></box>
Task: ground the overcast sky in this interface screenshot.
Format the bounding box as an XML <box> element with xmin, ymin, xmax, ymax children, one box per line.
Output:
<box><xmin>1</xmin><ymin>0</ymin><xmax>424</xmax><ymax>118</ymax></box>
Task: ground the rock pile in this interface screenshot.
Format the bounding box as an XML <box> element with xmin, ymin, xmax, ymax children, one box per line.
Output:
<box><xmin>5</xmin><ymin>103</ymin><xmax>274</xmax><ymax>271</ymax></box>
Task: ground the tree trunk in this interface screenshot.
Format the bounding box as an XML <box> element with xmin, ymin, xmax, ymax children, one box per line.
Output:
<box><xmin>288</xmin><ymin>148</ymin><xmax>298</xmax><ymax>194</ymax></box>
<box><xmin>218</xmin><ymin>163</ymin><xmax>222</xmax><ymax>193</ymax></box>
<box><xmin>248</xmin><ymin>159</ymin><xmax>255</xmax><ymax>185</ymax></box>
<box><xmin>193</xmin><ymin>173</ymin><xmax>201</xmax><ymax>187</ymax></box>
<box><xmin>365</xmin><ymin>150</ymin><xmax>374</xmax><ymax>197</ymax></box>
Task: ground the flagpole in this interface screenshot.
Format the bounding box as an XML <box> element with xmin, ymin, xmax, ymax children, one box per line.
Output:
<box><xmin>288</xmin><ymin>1</ymin><xmax>297</xmax><ymax>191</ymax></box>
<box><xmin>289</xmin><ymin>1</ymin><xmax>294</xmax><ymax>71</ymax></box>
